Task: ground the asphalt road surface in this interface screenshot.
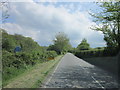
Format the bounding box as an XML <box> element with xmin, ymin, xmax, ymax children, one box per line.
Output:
<box><xmin>43</xmin><ymin>53</ymin><xmax>118</xmax><ymax>89</ymax></box>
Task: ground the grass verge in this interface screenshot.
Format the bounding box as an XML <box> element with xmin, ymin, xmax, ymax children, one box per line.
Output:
<box><xmin>3</xmin><ymin>55</ymin><xmax>63</xmax><ymax>88</ymax></box>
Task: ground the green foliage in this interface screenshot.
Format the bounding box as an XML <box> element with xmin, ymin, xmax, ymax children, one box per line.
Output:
<box><xmin>3</xmin><ymin>67</ymin><xmax>26</xmax><ymax>84</ymax></box>
<box><xmin>1</xmin><ymin>29</ymin><xmax>58</xmax><ymax>85</ymax></box>
<box><xmin>47</xmin><ymin>51</ymin><xmax>57</xmax><ymax>58</ymax></box>
<box><xmin>75</xmin><ymin>46</ymin><xmax>118</xmax><ymax>58</ymax></box>
<box><xmin>47</xmin><ymin>45</ymin><xmax>55</xmax><ymax>51</ymax></box>
<box><xmin>75</xmin><ymin>48</ymin><xmax>103</xmax><ymax>58</ymax></box>
<box><xmin>68</xmin><ymin>48</ymin><xmax>77</xmax><ymax>54</ymax></box>
<box><xmin>77</xmin><ymin>38</ymin><xmax>90</xmax><ymax>50</ymax></box>
<box><xmin>90</xmin><ymin>2</ymin><xmax>120</xmax><ymax>50</ymax></box>
<box><xmin>48</xmin><ymin>32</ymin><xmax>72</xmax><ymax>54</ymax></box>
<box><xmin>2</xmin><ymin>32</ymin><xmax>16</xmax><ymax>52</ymax></box>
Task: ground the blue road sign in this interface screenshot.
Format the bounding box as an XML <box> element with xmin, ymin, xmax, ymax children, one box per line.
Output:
<box><xmin>14</xmin><ymin>46</ymin><xmax>21</xmax><ymax>52</ymax></box>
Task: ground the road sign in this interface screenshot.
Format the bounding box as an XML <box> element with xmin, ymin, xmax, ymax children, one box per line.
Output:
<box><xmin>14</xmin><ymin>46</ymin><xmax>21</xmax><ymax>52</ymax></box>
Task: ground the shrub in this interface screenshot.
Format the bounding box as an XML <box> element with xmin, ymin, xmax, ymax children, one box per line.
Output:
<box><xmin>46</xmin><ymin>51</ymin><xmax>57</xmax><ymax>60</ymax></box>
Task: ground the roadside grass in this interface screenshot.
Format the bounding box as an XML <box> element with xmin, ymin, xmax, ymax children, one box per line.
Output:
<box><xmin>3</xmin><ymin>55</ymin><xmax>63</xmax><ymax>88</ymax></box>
<box><xmin>2</xmin><ymin>65</ymin><xmax>36</xmax><ymax>87</ymax></box>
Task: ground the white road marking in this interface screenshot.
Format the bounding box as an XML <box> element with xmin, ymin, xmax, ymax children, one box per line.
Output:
<box><xmin>44</xmin><ymin>54</ymin><xmax>110</xmax><ymax>89</ymax></box>
<box><xmin>44</xmin><ymin>56</ymin><xmax>64</xmax><ymax>88</ymax></box>
<box><xmin>91</xmin><ymin>76</ymin><xmax>105</xmax><ymax>89</ymax></box>
<box><xmin>79</xmin><ymin>64</ymin><xmax>105</xmax><ymax>89</ymax></box>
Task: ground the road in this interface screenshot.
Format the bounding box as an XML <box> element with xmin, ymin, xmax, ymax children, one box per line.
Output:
<box><xmin>43</xmin><ymin>53</ymin><xmax>118</xmax><ymax>89</ymax></box>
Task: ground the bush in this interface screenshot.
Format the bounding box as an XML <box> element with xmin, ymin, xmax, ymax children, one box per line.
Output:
<box><xmin>2</xmin><ymin>67</ymin><xmax>26</xmax><ymax>86</ymax></box>
<box><xmin>2</xmin><ymin>29</ymin><xmax>59</xmax><ymax>86</ymax></box>
<box><xmin>43</xmin><ymin>51</ymin><xmax>58</xmax><ymax>60</ymax></box>
<box><xmin>75</xmin><ymin>47</ymin><xmax>119</xmax><ymax>59</ymax></box>
<box><xmin>2</xmin><ymin>50</ymin><xmax>17</xmax><ymax>68</ymax></box>
<box><xmin>75</xmin><ymin>49</ymin><xmax>104</xmax><ymax>58</ymax></box>
<box><xmin>47</xmin><ymin>51</ymin><xmax>57</xmax><ymax>58</ymax></box>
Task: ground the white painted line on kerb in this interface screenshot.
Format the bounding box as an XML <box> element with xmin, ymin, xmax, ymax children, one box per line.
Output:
<box><xmin>79</xmin><ymin>65</ymin><xmax>105</xmax><ymax>89</ymax></box>
<box><xmin>44</xmin><ymin>56</ymin><xmax>63</xmax><ymax>88</ymax></box>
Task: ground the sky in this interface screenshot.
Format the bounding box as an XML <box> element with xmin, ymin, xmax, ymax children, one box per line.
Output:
<box><xmin>1</xmin><ymin>0</ymin><xmax>106</xmax><ymax>48</ymax></box>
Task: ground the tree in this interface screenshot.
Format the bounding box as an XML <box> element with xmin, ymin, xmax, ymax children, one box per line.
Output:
<box><xmin>48</xmin><ymin>32</ymin><xmax>72</xmax><ymax>54</ymax></box>
<box><xmin>77</xmin><ymin>38</ymin><xmax>90</xmax><ymax>50</ymax></box>
<box><xmin>2</xmin><ymin>30</ymin><xmax>16</xmax><ymax>52</ymax></box>
<box><xmin>90</xmin><ymin>2</ymin><xmax>120</xmax><ymax>49</ymax></box>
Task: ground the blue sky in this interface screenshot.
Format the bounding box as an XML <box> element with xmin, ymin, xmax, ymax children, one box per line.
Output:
<box><xmin>2</xmin><ymin>0</ymin><xmax>106</xmax><ymax>48</ymax></box>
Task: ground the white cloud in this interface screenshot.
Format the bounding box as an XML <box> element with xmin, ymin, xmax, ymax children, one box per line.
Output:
<box><xmin>2</xmin><ymin>23</ymin><xmax>40</xmax><ymax>40</ymax></box>
<box><xmin>2</xmin><ymin>1</ymin><xmax>105</xmax><ymax>47</ymax></box>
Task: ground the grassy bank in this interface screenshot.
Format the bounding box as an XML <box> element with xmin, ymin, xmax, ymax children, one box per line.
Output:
<box><xmin>3</xmin><ymin>55</ymin><xmax>63</xmax><ymax>88</ymax></box>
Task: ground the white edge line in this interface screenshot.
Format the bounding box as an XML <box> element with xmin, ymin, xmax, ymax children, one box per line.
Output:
<box><xmin>44</xmin><ymin>56</ymin><xmax>64</xmax><ymax>88</ymax></box>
